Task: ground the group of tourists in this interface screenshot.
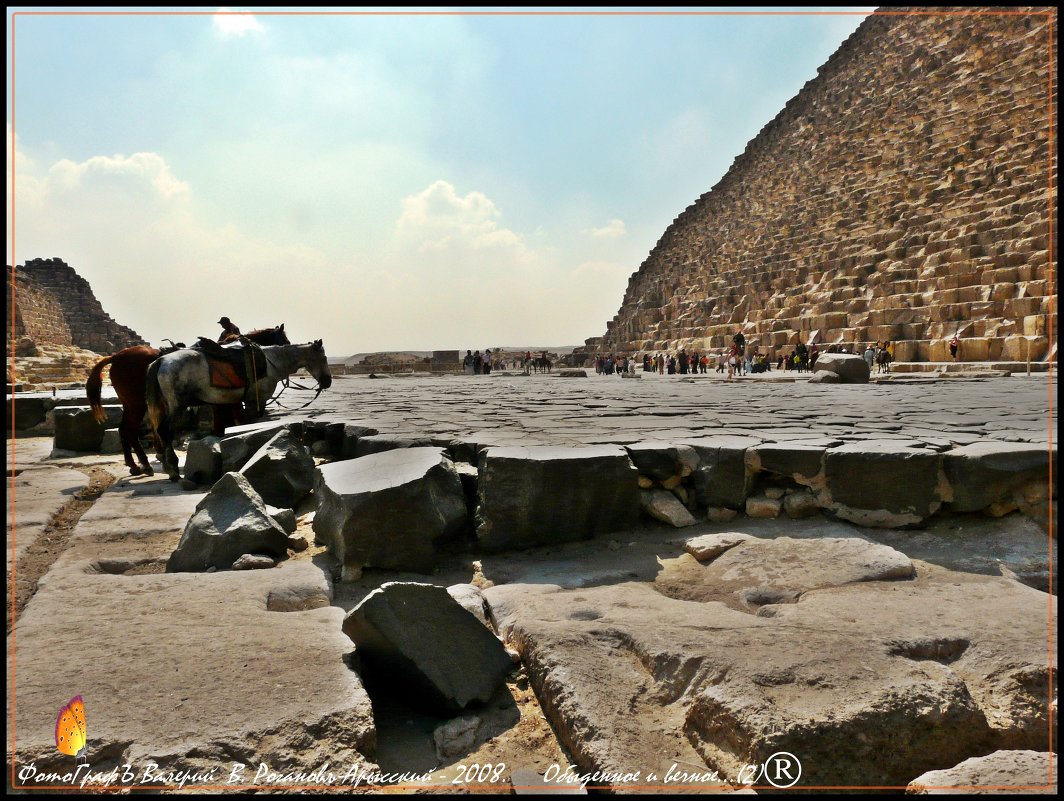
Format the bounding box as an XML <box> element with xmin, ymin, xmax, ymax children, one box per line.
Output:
<box><xmin>591</xmin><ymin>331</ymin><xmax>900</xmax><ymax>380</ymax></box>
<box><xmin>862</xmin><ymin>341</ymin><xmax>894</xmax><ymax>374</ymax></box>
<box><xmin>462</xmin><ymin>349</ymin><xmax>495</xmax><ymax>375</ymax></box>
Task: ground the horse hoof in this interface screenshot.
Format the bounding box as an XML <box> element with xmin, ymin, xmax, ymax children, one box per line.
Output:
<box><xmin>129</xmin><ymin>466</ymin><xmax>142</xmax><ymax>476</ymax></box>
<box><xmin>142</xmin><ymin>466</ymin><xmax>154</xmax><ymax>477</ymax></box>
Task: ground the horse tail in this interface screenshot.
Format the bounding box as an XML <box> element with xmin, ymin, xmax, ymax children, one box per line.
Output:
<box><xmin>86</xmin><ymin>355</ymin><xmax>114</xmax><ymax>423</ymax></box>
<box><xmin>145</xmin><ymin>358</ymin><xmax>166</xmax><ymax>451</ymax></box>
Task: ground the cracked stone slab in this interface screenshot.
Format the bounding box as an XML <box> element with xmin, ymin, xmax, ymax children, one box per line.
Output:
<box><xmin>485</xmin><ymin>561</ymin><xmax>1054</xmax><ymax>789</ymax></box>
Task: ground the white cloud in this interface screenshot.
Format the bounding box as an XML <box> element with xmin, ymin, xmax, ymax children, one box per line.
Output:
<box><xmin>583</xmin><ymin>218</ymin><xmax>626</xmax><ymax>239</ymax></box>
<box><xmin>213</xmin><ymin>7</ymin><xmax>265</xmax><ymax>38</ymax></box>
<box><xmin>47</xmin><ymin>152</ymin><xmax>189</xmax><ymax>198</ymax></box>
<box><xmin>395</xmin><ymin>180</ymin><xmax>530</xmax><ymax>256</ymax></box>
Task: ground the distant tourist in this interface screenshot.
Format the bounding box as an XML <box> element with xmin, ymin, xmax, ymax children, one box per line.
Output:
<box><xmin>474</xmin><ymin>350</ymin><xmax>483</xmax><ymax>374</ymax></box>
<box><xmin>463</xmin><ymin>350</ymin><xmax>474</xmax><ymax>375</ymax></box>
<box><xmin>217</xmin><ymin>316</ymin><xmax>241</xmax><ymax>342</ymax></box>
<box><xmin>484</xmin><ymin>348</ymin><xmax>493</xmax><ymax>375</ymax></box>
<box><xmin>949</xmin><ymin>335</ymin><xmax>959</xmax><ymax>360</ymax></box>
<box><xmin>863</xmin><ymin>344</ymin><xmax>875</xmax><ymax>371</ymax></box>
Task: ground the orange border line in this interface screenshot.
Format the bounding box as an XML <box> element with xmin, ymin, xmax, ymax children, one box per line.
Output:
<box><xmin>6</xmin><ymin>6</ymin><xmax>1058</xmax><ymax>794</ymax></box>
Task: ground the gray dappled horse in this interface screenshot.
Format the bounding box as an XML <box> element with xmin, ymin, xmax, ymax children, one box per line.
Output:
<box><xmin>145</xmin><ymin>340</ymin><xmax>332</xmax><ymax>480</ymax></box>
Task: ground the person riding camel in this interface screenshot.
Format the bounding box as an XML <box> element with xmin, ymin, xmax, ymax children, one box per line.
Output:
<box><xmin>218</xmin><ymin>316</ymin><xmax>242</xmax><ymax>342</ymax></box>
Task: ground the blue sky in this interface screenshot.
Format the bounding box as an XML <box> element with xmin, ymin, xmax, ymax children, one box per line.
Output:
<box><xmin>7</xmin><ymin>7</ymin><xmax>871</xmax><ymax>356</ymax></box>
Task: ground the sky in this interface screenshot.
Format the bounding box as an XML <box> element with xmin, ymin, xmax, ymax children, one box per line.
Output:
<box><xmin>7</xmin><ymin>7</ymin><xmax>872</xmax><ymax>357</ymax></box>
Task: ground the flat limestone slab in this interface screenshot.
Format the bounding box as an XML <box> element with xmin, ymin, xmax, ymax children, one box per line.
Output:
<box><xmin>9</xmin><ymin>471</ymin><xmax>377</xmax><ymax>788</ymax></box>
<box><xmin>656</xmin><ymin>535</ymin><xmax>915</xmax><ymax>610</ymax></box>
<box><xmin>7</xmin><ymin>465</ymin><xmax>88</xmax><ymax>569</ymax></box>
<box><xmin>11</xmin><ymin>560</ymin><xmax>375</xmax><ymax>783</ymax></box>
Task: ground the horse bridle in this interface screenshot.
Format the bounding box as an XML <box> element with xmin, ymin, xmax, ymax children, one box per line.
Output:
<box><xmin>260</xmin><ymin>349</ymin><xmax>327</xmax><ymax>411</ymax></box>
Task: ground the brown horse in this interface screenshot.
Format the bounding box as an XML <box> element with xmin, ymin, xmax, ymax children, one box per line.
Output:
<box><xmin>86</xmin><ymin>325</ymin><xmax>289</xmax><ymax>476</ymax></box>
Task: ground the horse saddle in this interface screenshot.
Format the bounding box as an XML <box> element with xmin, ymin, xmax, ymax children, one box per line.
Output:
<box><xmin>193</xmin><ymin>337</ymin><xmax>268</xmax><ymax>390</ymax></box>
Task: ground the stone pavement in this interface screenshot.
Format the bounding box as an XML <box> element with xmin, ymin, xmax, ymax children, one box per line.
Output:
<box><xmin>5</xmin><ymin>370</ymin><xmax>1056</xmax><ymax>792</ymax></box>
<box><xmin>276</xmin><ymin>371</ymin><xmax>1055</xmax><ymax>448</ymax></box>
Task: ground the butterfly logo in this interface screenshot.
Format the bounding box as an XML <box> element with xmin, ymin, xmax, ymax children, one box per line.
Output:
<box><xmin>55</xmin><ymin>696</ymin><xmax>87</xmax><ymax>761</ymax></box>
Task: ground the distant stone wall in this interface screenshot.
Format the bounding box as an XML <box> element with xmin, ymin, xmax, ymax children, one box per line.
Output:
<box><xmin>585</xmin><ymin>7</ymin><xmax>1057</xmax><ymax>363</ymax></box>
<box><xmin>7</xmin><ymin>258</ymin><xmax>144</xmax><ymax>354</ymax></box>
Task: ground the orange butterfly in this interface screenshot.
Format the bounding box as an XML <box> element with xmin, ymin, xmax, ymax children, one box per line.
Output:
<box><xmin>55</xmin><ymin>696</ymin><xmax>87</xmax><ymax>760</ymax></box>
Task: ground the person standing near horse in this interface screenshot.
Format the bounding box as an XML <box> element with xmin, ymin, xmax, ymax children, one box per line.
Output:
<box><xmin>218</xmin><ymin>316</ymin><xmax>242</xmax><ymax>342</ymax></box>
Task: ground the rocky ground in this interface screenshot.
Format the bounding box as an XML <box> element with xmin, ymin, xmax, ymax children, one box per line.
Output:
<box><xmin>6</xmin><ymin>372</ymin><xmax>1057</xmax><ymax>794</ymax></box>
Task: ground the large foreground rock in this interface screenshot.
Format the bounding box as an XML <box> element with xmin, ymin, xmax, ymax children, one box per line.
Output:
<box><xmin>167</xmin><ymin>472</ymin><xmax>290</xmax><ymax>572</ymax></box>
<box><xmin>342</xmin><ymin>582</ymin><xmax>513</xmax><ymax>715</ymax></box>
<box><xmin>813</xmin><ymin>352</ymin><xmax>871</xmax><ymax>383</ymax></box>
<box><xmin>906</xmin><ymin>750</ymin><xmax>1057</xmax><ymax>794</ymax></box>
<box><xmin>485</xmin><ymin>540</ymin><xmax>1054</xmax><ymax>789</ymax></box>
<box><xmin>475</xmin><ymin>445</ymin><xmax>639</xmax><ymax>551</ymax></box>
<box><xmin>313</xmin><ymin>448</ymin><xmax>467</xmax><ymax>574</ymax></box>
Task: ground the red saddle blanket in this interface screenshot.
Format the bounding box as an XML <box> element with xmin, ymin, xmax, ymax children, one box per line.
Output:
<box><xmin>208</xmin><ymin>359</ymin><xmax>247</xmax><ymax>390</ymax></box>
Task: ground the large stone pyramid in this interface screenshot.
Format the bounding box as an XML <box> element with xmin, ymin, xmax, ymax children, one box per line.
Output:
<box><xmin>584</xmin><ymin>8</ymin><xmax>1056</xmax><ymax>364</ymax></box>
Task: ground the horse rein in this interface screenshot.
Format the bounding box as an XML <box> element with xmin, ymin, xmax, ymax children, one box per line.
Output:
<box><xmin>256</xmin><ymin>349</ymin><xmax>326</xmax><ymax>411</ymax></box>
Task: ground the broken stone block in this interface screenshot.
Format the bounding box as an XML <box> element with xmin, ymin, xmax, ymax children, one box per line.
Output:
<box><xmin>240</xmin><ymin>429</ymin><xmax>316</xmax><ymax>509</ymax></box>
<box><xmin>782</xmin><ymin>489</ymin><xmax>821</xmax><ymax>518</ymax></box>
<box><xmin>433</xmin><ymin>714</ymin><xmax>481</xmax><ymax>760</ymax></box>
<box><xmin>231</xmin><ymin>553</ymin><xmax>275</xmax><ymax>570</ymax></box>
<box><xmin>313</xmin><ymin>447</ymin><xmax>467</xmax><ymax>574</ymax></box>
<box><xmin>475</xmin><ymin>445</ymin><xmax>639</xmax><ymax>552</ymax></box>
<box><xmin>943</xmin><ymin>442</ymin><xmax>1055</xmax><ymax>513</ymax></box>
<box><xmin>640</xmin><ymin>489</ymin><xmax>697</xmax><ymax>527</ymax></box>
<box><xmin>342</xmin><ymin>582</ymin><xmax>513</xmax><ymax>715</ymax></box>
<box><xmin>265</xmin><ymin>505</ymin><xmax>297</xmax><ymax>534</ymax></box>
<box><xmin>813</xmin><ymin>353</ymin><xmax>870</xmax><ymax>383</ymax></box>
<box><xmin>338</xmin><ymin>423</ymin><xmax>381</xmax><ymax>460</ymax></box>
<box><xmin>219</xmin><ymin>423</ymin><xmax>288</xmax><ymax>473</ymax></box>
<box><xmin>447</xmin><ymin>583</ymin><xmax>492</xmax><ymax>629</ymax></box>
<box><xmin>748</xmin><ymin>443</ymin><xmax>826</xmax><ymax>483</ymax></box>
<box><xmin>683</xmin><ymin>436</ymin><xmax>762</xmax><ymax>509</ymax></box>
<box><xmin>824</xmin><ymin>441</ymin><xmax>944</xmax><ymax>527</ymax></box>
<box><xmin>167</xmin><ymin>472</ymin><xmax>290</xmax><ymax>572</ymax></box>
<box><xmin>745</xmin><ymin>495</ymin><xmax>782</xmax><ymax>518</ymax></box>
<box><xmin>625</xmin><ymin>442</ymin><xmax>699</xmax><ymax>482</ymax></box>
<box><xmin>53</xmin><ymin>406</ymin><xmax>121</xmax><ymax>452</ymax></box>
<box><xmin>183</xmin><ymin>436</ymin><xmax>223</xmax><ymax>486</ymax></box>
<box><xmin>684</xmin><ymin>532</ymin><xmax>751</xmax><ymax>562</ymax></box>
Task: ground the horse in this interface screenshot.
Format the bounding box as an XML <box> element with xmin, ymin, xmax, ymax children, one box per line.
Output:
<box><xmin>530</xmin><ymin>356</ymin><xmax>552</xmax><ymax>374</ymax></box>
<box><xmin>146</xmin><ymin>340</ymin><xmax>332</xmax><ymax>481</ymax></box>
<box><xmin>86</xmin><ymin>325</ymin><xmax>289</xmax><ymax>476</ymax></box>
<box><xmin>220</xmin><ymin>323</ymin><xmax>287</xmax><ymax>345</ymax></box>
